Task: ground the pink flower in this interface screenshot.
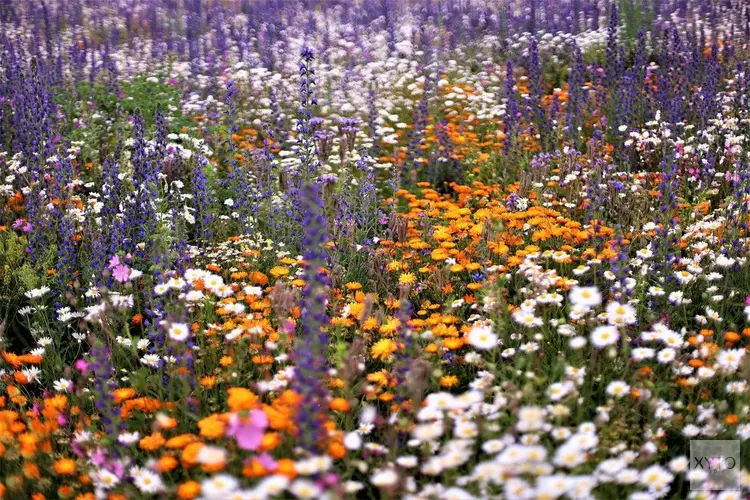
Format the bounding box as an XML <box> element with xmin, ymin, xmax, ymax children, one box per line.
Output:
<box><xmin>256</xmin><ymin>452</ymin><xmax>277</xmax><ymax>470</ymax></box>
<box><xmin>745</xmin><ymin>296</ymin><xmax>750</xmax><ymax>306</ymax></box>
<box><xmin>108</xmin><ymin>255</ymin><xmax>121</xmax><ymax>269</ymax></box>
<box><xmin>112</xmin><ymin>265</ymin><xmax>131</xmax><ymax>283</ymax></box>
<box><xmin>226</xmin><ymin>409</ymin><xmax>268</xmax><ymax>451</ymax></box>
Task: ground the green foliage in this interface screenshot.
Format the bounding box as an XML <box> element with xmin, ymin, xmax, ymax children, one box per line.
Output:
<box><xmin>0</xmin><ymin>231</ymin><xmax>42</xmax><ymax>350</ymax></box>
<box><xmin>53</xmin><ymin>74</ymin><xmax>192</xmax><ymax>164</ymax></box>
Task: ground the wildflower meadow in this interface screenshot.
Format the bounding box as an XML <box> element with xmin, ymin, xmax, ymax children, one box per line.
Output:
<box><xmin>1</xmin><ymin>0</ymin><xmax>750</xmax><ymax>498</ymax></box>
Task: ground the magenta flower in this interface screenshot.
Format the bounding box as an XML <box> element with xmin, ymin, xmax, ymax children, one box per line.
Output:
<box><xmin>74</xmin><ymin>359</ymin><xmax>89</xmax><ymax>373</ymax></box>
<box><xmin>226</xmin><ymin>409</ymin><xmax>268</xmax><ymax>451</ymax></box>
<box><xmin>89</xmin><ymin>448</ymin><xmax>107</xmax><ymax>466</ymax></box>
<box><xmin>112</xmin><ymin>264</ymin><xmax>131</xmax><ymax>283</ymax></box>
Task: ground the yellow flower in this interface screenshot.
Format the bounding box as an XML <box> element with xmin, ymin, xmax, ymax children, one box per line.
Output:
<box><xmin>440</xmin><ymin>375</ymin><xmax>458</xmax><ymax>387</ymax></box>
<box><xmin>269</xmin><ymin>266</ymin><xmax>289</xmax><ymax>278</ymax></box>
<box><xmin>386</xmin><ymin>261</ymin><xmax>404</xmax><ymax>272</ymax></box>
<box><xmin>431</xmin><ymin>248</ymin><xmax>449</xmax><ymax>261</ymax></box>
<box><xmin>379</xmin><ymin>318</ymin><xmax>401</xmax><ymax>336</ymax></box>
<box><xmin>370</xmin><ymin>339</ymin><xmax>397</xmax><ymax>361</ymax></box>
<box><xmin>398</xmin><ymin>272</ymin><xmax>417</xmax><ymax>285</ymax></box>
<box><xmin>361</xmin><ymin>316</ymin><xmax>378</xmax><ymax>331</ymax></box>
<box><xmin>366</xmin><ymin>370</ymin><xmax>390</xmax><ymax>385</ymax></box>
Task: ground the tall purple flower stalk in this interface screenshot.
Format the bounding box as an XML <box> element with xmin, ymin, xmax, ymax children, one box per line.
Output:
<box><xmin>402</xmin><ymin>73</ymin><xmax>431</xmax><ymax>186</ymax></box>
<box><xmin>565</xmin><ymin>43</ymin><xmax>585</xmax><ymax>147</ymax></box>
<box><xmin>90</xmin><ymin>147</ymin><xmax>124</xmax><ymax>286</ymax></box>
<box><xmin>392</xmin><ymin>297</ymin><xmax>414</xmax><ymax>403</ymax></box>
<box><xmin>50</xmin><ymin>156</ymin><xmax>77</xmax><ymax>292</ymax></box>
<box><xmin>654</xmin><ymin>151</ymin><xmax>680</xmax><ymax>272</ymax></box>
<box><xmin>87</xmin><ymin>342</ymin><xmax>123</xmax><ymax>439</ymax></box>
<box><xmin>222</xmin><ymin>80</ymin><xmax>253</xmax><ymax>232</ymax></box>
<box><xmin>614</xmin><ymin>70</ymin><xmax>636</xmax><ymax>165</ymax></box>
<box><xmin>296</xmin><ymin>46</ymin><xmax>319</xmax><ymax>181</ymax></box>
<box><xmin>503</xmin><ymin>59</ymin><xmax>520</xmax><ymax>153</ymax></box>
<box><xmin>293</xmin><ymin>182</ymin><xmax>331</xmax><ymax>453</ymax></box>
<box><xmin>527</xmin><ymin>36</ymin><xmax>550</xmax><ymax>151</ymax></box>
<box><xmin>125</xmin><ymin>113</ymin><xmax>158</xmax><ymax>259</ymax></box>
<box><xmin>191</xmin><ymin>155</ymin><xmax>214</xmax><ymax>246</ymax></box>
<box><xmin>604</xmin><ymin>2</ymin><xmax>620</xmax><ymax>90</ymax></box>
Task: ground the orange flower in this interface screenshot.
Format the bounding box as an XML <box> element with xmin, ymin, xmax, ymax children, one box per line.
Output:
<box><xmin>113</xmin><ymin>388</ymin><xmax>136</xmax><ymax>404</ymax></box>
<box><xmin>44</xmin><ymin>395</ymin><xmax>68</xmax><ymax>411</ymax></box>
<box><xmin>263</xmin><ymin>404</ymin><xmax>293</xmax><ymax>431</ymax></box>
<box><xmin>198</xmin><ymin>415</ymin><xmax>226</xmax><ymax>439</ymax></box>
<box><xmin>24</xmin><ymin>462</ymin><xmax>41</xmax><ymax>479</ymax></box>
<box><xmin>166</xmin><ymin>434</ymin><xmax>198</xmax><ymax>449</ymax></box>
<box><xmin>155</xmin><ymin>414</ymin><xmax>177</xmax><ymax>429</ymax></box>
<box><xmin>259</xmin><ymin>432</ymin><xmax>281</xmax><ymax>452</ymax></box>
<box><xmin>328</xmin><ymin>440</ymin><xmax>346</xmax><ymax>459</ymax></box>
<box><xmin>1</xmin><ymin>351</ymin><xmax>22</xmax><ymax>368</ymax></box>
<box><xmin>242</xmin><ymin>457</ymin><xmax>270</xmax><ymax>478</ymax></box>
<box><xmin>180</xmin><ymin>442</ymin><xmax>204</xmax><ymax>468</ymax></box>
<box><xmin>724</xmin><ymin>331</ymin><xmax>740</xmax><ymax>343</ymax></box>
<box><xmin>275</xmin><ymin>458</ymin><xmax>297</xmax><ymax>479</ymax></box>
<box><xmin>329</xmin><ymin>398</ymin><xmax>350</xmax><ymax>412</ymax></box>
<box><xmin>251</xmin><ymin>355</ymin><xmax>274</xmax><ymax>364</ymax></box>
<box><xmin>53</xmin><ymin>458</ymin><xmax>77</xmax><ymax>475</ymax></box>
<box><xmin>57</xmin><ymin>485</ymin><xmax>74</xmax><ymax>499</ymax></box>
<box><xmin>249</xmin><ymin>272</ymin><xmax>269</xmax><ymax>285</ymax></box>
<box><xmin>177</xmin><ymin>481</ymin><xmax>201</xmax><ymax>500</ymax></box>
<box><xmin>18</xmin><ymin>432</ymin><xmax>38</xmax><ymax>456</ymax></box>
<box><xmin>139</xmin><ymin>432</ymin><xmax>166</xmax><ymax>451</ymax></box>
<box><xmin>157</xmin><ymin>455</ymin><xmax>178</xmax><ymax>472</ymax></box>
<box><xmin>379</xmin><ymin>392</ymin><xmax>394</xmax><ymax>402</ymax></box>
<box><xmin>227</xmin><ymin>388</ymin><xmax>258</xmax><ymax>411</ymax></box>
<box><xmin>200</xmin><ymin>376</ymin><xmax>216</xmax><ymax>388</ymax></box>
